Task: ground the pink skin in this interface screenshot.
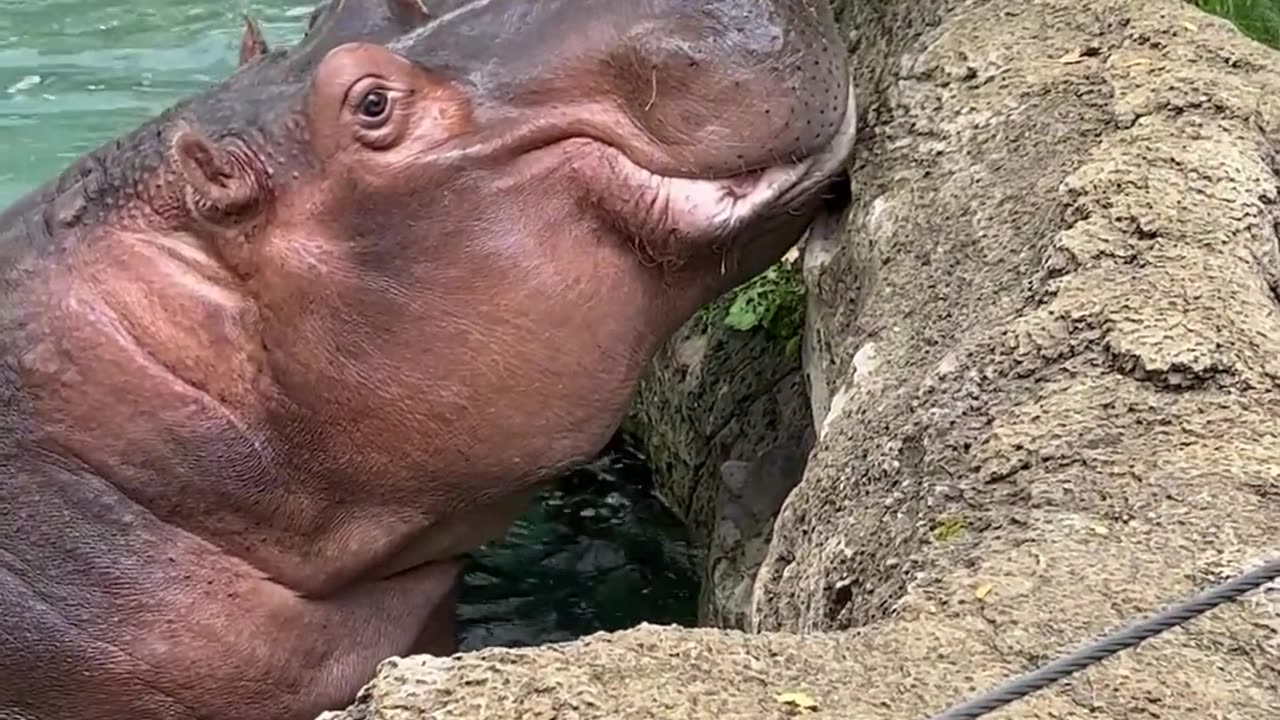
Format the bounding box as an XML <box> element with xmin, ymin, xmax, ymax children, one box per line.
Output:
<box><xmin>0</xmin><ymin>1</ymin><xmax>858</xmax><ymax>719</ymax></box>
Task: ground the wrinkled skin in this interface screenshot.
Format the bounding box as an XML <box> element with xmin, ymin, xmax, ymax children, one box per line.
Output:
<box><xmin>0</xmin><ymin>0</ymin><xmax>857</xmax><ymax>718</ymax></box>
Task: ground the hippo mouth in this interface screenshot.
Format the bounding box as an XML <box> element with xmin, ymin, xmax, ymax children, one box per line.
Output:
<box><xmin>570</xmin><ymin>84</ymin><xmax>859</xmax><ymax>267</ymax></box>
<box><xmin>463</xmin><ymin>84</ymin><xmax>858</xmax><ymax>270</ymax></box>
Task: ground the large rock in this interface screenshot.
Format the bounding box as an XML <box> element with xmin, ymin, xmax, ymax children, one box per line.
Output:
<box><xmin>322</xmin><ymin>0</ymin><xmax>1280</xmax><ymax>716</ymax></box>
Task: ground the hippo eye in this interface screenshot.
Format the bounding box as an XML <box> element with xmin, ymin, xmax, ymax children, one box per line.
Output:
<box><xmin>344</xmin><ymin>79</ymin><xmax>409</xmax><ymax>149</ymax></box>
<box><xmin>358</xmin><ymin>89</ymin><xmax>391</xmax><ymax>124</ymax></box>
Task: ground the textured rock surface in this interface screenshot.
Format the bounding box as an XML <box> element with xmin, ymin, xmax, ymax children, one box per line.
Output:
<box><xmin>625</xmin><ymin>259</ymin><xmax>810</xmax><ymax>544</ymax></box>
<box><xmin>626</xmin><ymin>247</ymin><xmax>814</xmax><ymax>626</ymax></box>
<box><xmin>322</xmin><ymin>0</ymin><xmax>1280</xmax><ymax>717</ymax></box>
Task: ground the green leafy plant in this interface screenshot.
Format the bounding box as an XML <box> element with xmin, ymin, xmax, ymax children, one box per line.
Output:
<box><xmin>721</xmin><ymin>262</ymin><xmax>807</xmax><ymax>356</ymax></box>
<box><xmin>1194</xmin><ymin>0</ymin><xmax>1280</xmax><ymax>48</ymax></box>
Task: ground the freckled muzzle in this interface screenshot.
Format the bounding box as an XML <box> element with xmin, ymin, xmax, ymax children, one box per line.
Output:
<box><xmin>596</xmin><ymin>0</ymin><xmax>854</xmax><ymax>177</ymax></box>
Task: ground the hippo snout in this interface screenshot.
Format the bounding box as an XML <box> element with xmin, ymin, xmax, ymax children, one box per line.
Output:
<box><xmin>616</xmin><ymin>0</ymin><xmax>855</xmax><ymax>176</ymax></box>
<box><xmin>582</xmin><ymin>0</ymin><xmax>852</xmax><ymax>178</ymax></box>
<box><xmin>385</xmin><ymin>0</ymin><xmax>856</xmax><ymax>278</ymax></box>
<box><xmin>398</xmin><ymin>0</ymin><xmax>853</xmax><ymax>178</ymax></box>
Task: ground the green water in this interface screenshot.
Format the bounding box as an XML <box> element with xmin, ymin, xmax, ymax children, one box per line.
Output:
<box><xmin>0</xmin><ymin>1</ymin><xmax>312</xmax><ymax>204</ymax></box>
<box><xmin>0</xmin><ymin>0</ymin><xmax>698</xmax><ymax>650</ymax></box>
<box><xmin>457</xmin><ymin>437</ymin><xmax>697</xmax><ymax>651</ymax></box>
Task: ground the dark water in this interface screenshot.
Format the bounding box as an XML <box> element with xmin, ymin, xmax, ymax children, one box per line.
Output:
<box><xmin>0</xmin><ymin>0</ymin><xmax>698</xmax><ymax>650</ymax></box>
<box><xmin>458</xmin><ymin>436</ymin><xmax>698</xmax><ymax>650</ymax></box>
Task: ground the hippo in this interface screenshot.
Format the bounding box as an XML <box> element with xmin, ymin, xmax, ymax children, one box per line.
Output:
<box><xmin>0</xmin><ymin>0</ymin><xmax>857</xmax><ymax>718</ymax></box>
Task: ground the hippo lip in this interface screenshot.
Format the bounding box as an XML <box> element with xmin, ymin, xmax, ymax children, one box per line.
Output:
<box><xmin>423</xmin><ymin>83</ymin><xmax>856</xmax><ymax>266</ymax></box>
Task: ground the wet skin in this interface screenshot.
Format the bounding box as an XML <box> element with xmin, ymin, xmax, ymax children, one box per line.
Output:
<box><xmin>0</xmin><ymin>0</ymin><xmax>857</xmax><ymax>718</ymax></box>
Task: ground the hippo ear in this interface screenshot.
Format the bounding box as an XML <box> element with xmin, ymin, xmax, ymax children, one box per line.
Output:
<box><xmin>305</xmin><ymin>3</ymin><xmax>328</xmax><ymax>35</ymax></box>
<box><xmin>302</xmin><ymin>0</ymin><xmax>430</xmax><ymax>50</ymax></box>
<box><xmin>170</xmin><ymin>129</ymin><xmax>267</xmax><ymax>225</ymax></box>
<box><xmin>387</xmin><ymin>0</ymin><xmax>430</xmax><ymax>25</ymax></box>
<box><xmin>238</xmin><ymin>15</ymin><xmax>270</xmax><ymax>66</ymax></box>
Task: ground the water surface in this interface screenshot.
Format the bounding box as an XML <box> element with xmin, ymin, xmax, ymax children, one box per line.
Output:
<box><xmin>0</xmin><ymin>1</ymin><xmax>320</xmax><ymax>204</ymax></box>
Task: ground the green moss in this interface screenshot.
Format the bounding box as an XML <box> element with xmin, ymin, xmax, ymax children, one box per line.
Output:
<box><xmin>690</xmin><ymin>299</ymin><xmax>722</xmax><ymax>338</ymax></box>
<box><xmin>720</xmin><ymin>262</ymin><xmax>807</xmax><ymax>358</ymax></box>
<box><xmin>931</xmin><ymin>514</ymin><xmax>968</xmax><ymax>544</ymax></box>
<box><xmin>1193</xmin><ymin>0</ymin><xmax>1280</xmax><ymax>48</ymax></box>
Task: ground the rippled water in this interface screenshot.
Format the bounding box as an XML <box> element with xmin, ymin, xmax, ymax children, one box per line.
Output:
<box><xmin>0</xmin><ymin>1</ymin><xmax>313</xmax><ymax>204</ymax></box>
<box><xmin>458</xmin><ymin>437</ymin><xmax>697</xmax><ymax>651</ymax></box>
<box><xmin>0</xmin><ymin>0</ymin><xmax>698</xmax><ymax>649</ymax></box>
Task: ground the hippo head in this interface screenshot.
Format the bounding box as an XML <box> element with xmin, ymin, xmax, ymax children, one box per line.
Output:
<box><xmin>129</xmin><ymin>0</ymin><xmax>858</xmax><ymax>563</ymax></box>
<box><xmin>63</xmin><ymin>0</ymin><xmax>856</xmax><ymax>588</ymax></box>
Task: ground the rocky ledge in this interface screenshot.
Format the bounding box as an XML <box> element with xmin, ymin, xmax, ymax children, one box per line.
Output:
<box><xmin>321</xmin><ymin>0</ymin><xmax>1280</xmax><ymax>717</ymax></box>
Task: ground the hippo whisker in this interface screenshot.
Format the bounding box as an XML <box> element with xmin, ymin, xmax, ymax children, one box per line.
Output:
<box><xmin>645</xmin><ymin>69</ymin><xmax>659</xmax><ymax>112</ymax></box>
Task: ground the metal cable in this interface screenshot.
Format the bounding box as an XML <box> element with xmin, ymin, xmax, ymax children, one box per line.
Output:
<box><xmin>926</xmin><ymin>555</ymin><xmax>1280</xmax><ymax>720</ymax></box>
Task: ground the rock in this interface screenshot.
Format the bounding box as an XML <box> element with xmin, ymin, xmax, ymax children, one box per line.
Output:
<box><xmin>323</xmin><ymin>0</ymin><xmax>1280</xmax><ymax>717</ymax></box>
<box><xmin>751</xmin><ymin>0</ymin><xmax>1280</xmax><ymax>638</ymax></box>
<box><xmin>626</xmin><ymin>251</ymin><xmax>815</xmax><ymax>626</ymax></box>
<box><xmin>322</xmin><ymin>602</ymin><xmax>1277</xmax><ymax>719</ymax></box>
<box><xmin>626</xmin><ymin>256</ymin><xmax>813</xmax><ymax>540</ymax></box>
<box><xmin>706</xmin><ymin>444</ymin><xmax>810</xmax><ymax>629</ymax></box>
